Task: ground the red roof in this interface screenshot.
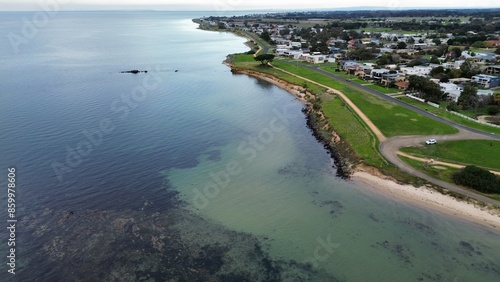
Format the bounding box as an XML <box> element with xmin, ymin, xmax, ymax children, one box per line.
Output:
<box><xmin>487</xmin><ymin>40</ymin><xmax>500</xmax><ymax>46</ymax></box>
<box><xmin>395</xmin><ymin>81</ymin><xmax>410</xmax><ymax>88</ymax></box>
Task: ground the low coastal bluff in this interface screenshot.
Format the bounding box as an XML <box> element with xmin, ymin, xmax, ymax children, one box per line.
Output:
<box><xmin>230</xmin><ymin>66</ymin><xmax>360</xmax><ymax>178</ymax></box>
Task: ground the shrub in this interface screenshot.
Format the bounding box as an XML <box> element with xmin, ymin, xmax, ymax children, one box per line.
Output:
<box><xmin>487</xmin><ymin>106</ymin><xmax>499</xmax><ymax>116</ymax></box>
<box><xmin>446</xmin><ymin>102</ymin><xmax>459</xmax><ymax>112</ymax></box>
<box><xmin>452</xmin><ymin>165</ymin><xmax>500</xmax><ymax>194</ymax></box>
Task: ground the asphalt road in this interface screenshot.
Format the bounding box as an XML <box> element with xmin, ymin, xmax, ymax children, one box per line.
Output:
<box><xmin>241</xmin><ymin>31</ymin><xmax>270</xmax><ymax>55</ymax></box>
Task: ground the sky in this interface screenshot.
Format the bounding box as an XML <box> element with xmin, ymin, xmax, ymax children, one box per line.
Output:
<box><xmin>0</xmin><ymin>0</ymin><xmax>498</xmax><ymax>11</ymax></box>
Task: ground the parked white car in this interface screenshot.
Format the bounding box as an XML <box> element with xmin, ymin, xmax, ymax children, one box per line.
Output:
<box><xmin>425</xmin><ymin>139</ymin><xmax>437</xmax><ymax>145</ymax></box>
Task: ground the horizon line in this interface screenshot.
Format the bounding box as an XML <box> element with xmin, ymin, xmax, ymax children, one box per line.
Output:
<box><xmin>1</xmin><ymin>6</ymin><xmax>500</xmax><ymax>12</ymax></box>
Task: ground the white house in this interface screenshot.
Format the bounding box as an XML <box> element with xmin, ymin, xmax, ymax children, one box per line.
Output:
<box><xmin>477</xmin><ymin>89</ymin><xmax>494</xmax><ymax>96</ymax></box>
<box><xmin>440</xmin><ymin>83</ymin><xmax>462</xmax><ymax>102</ymax></box>
<box><xmin>414</xmin><ymin>66</ymin><xmax>432</xmax><ymax>76</ymax></box>
<box><xmin>281</xmin><ymin>50</ymin><xmax>303</xmax><ymax>60</ymax></box>
<box><xmin>471</xmin><ymin>74</ymin><xmax>500</xmax><ymax>88</ymax></box>
<box><xmin>301</xmin><ymin>54</ymin><xmax>327</xmax><ymax>64</ymax></box>
<box><xmin>400</xmin><ymin>67</ymin><xmax>420</xmax><ymax>76</ymax></box>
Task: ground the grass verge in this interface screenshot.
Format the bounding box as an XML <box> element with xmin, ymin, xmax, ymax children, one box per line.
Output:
<box><xmin>400</xmin><ymin>140</ymin><xmax>500</xmax><ymax>171</ymax></box>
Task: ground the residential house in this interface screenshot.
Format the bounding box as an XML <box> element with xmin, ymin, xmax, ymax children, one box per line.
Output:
<box><xmin>448</xmin><ymin>78</ymin><xmax>471</xmax><ymax>84</ymax></box>
<box><xmin>341</xmin><ymin>60</ymin><xmax>360</xmax><ymax>70</ymax></box>
<box><xmin>395</xmin><ymin>81</ymin><xmax>410</xmax><ymax>90</ymax></box>
<box><xmin>477</xmin><ymin>89</ymin><xmax>494</xmax><ymax>96</ymax></box>
<box><xmin>400</xmin><ymin>67</ymin><xmax>419</xmax><ymax>76</ymax></box>
<box><xmin>333</xmin><ymin>53</ymin><xmax>345</xmax><ymax>61</ymax></box>
<box><xmin>381</xmin><ymin>73</ymin><xmax>405</xmax><ymax>86</ymax></box>
<box><xmin>440</xmin><ymin>83</ymin><xmax>462</xmax><ymax>102</ymax></box>
<box><xmin>290</xmin><ymin>42</ymin><xmax>302</xmax><ymax>49</ymax></box>
<box><xmin>484</xmin><ymin>65</ymin><xmax>500</xmax><ymax>75</ymax></box>
<box><xmin>371</xmin><ymin>69</ymin><xmax>390</xmax><ymax>81</ymax></box>
<box><xmin>354</xmin><ymin>65</ymin><xmax>373</xmax><ymax>79</ymax></box>
<box><xmin>400</xmin><ymin>66</ymin><xmax>432</xmax><ymax>77</ymax></box>
<box><xmin>281</xmin><ymin>50</ymin><xmax>303</xmax><ymax>60</ymax></box>
<box><xmin>414</xmin><ymin>66</ymin><xmax>432</xmax><ymax>76</ymax></box>
<box><xmin>471</xmin><ymin>74</ymin><xmax>500</xmax><ymax>88</ymax></box>
<box><xmin>441</xmin><ymin>62</ymin><xmax>455</xmax><ymax>69</ymax></box>
<box><xmin>486</xmin><ymin>40</ymin><xmax>500</xmax><ymax>47</ymax></box>
<box><xmin>454</xmin><ymin>60</ymin><xmax>465</xmax><ymax>69</ymax></box>
<box><xmin>301</xmin><ymin>54</ymin><xmax>327</xmax><ymax>64</ymax></box>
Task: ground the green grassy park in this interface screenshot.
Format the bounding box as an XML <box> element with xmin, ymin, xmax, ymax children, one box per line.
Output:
<box><xmin>400</xmin><ymin>140</ymin><xmax>500</xmax><ymax>171</ymax></box>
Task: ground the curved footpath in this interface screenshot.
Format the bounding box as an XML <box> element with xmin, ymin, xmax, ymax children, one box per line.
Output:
<box><xmin>271</xmin><ymin>64</ymin><xmax>500</xmax><ymax>207</ymax></box>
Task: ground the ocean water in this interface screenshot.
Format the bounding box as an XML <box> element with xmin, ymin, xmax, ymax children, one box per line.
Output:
<box><xmin>0</xmin><ymin>11</ymin><xmax>499</xmax><ymax>281</ymax></box>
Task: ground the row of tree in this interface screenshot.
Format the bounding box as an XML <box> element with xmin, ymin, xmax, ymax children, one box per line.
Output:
<box><xmin>407</xmin><ymin>76</ymin><xmax>445</xmax><ymax>102</ymax></box>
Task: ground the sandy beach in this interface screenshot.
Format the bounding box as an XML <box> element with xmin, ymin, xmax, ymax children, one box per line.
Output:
<box><xmin>353</xmin><ymin>170</ymin><xmax>500</xmax><ymax>232</ymax></box>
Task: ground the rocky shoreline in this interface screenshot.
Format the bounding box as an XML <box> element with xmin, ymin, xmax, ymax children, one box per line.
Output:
<box><xmin>228</xmin><ymin>64</ymin><xmax>360</xmax><ymax>178</ymax></box>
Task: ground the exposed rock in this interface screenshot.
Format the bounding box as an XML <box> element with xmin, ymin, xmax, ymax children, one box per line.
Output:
<box><xmin>121</xmin><ymin>70</ymin><xmax>148</xmax><ymax>74</ymax></box>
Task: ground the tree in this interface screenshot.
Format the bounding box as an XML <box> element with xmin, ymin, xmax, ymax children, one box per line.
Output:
<box><xmin>452</xmin><ymin>166</ymin><xmax>500</xmax><ymax>194</ymax></box>
<box><xmin>397</xmin><ymin>41</ymin><xmax>407</xmax><ymax>49</ymax></box>
<box><xmin>254</xmin><ymin>54</ymin><xmax>275</xmax><ymax>66</ymax></box>
<box><xmin>495</xmin><ymin>46</ymin><xmax>500</xmax><ymax>55</ymax></box>
<box><xmin>408</xmin><ymin>75</ymin><xmax>445</xmax><ymax>102</ymax></box>
<box><xmin>433</xmin><ymin>44</ymin><xmax>448</xmax><ymax>57</ymax></box>
<box><xmin>439</xmin><ymin>74</ymin><xmax>450</xmax><ymax>83</ymax></box>
<box><xmin>458</xmin><ymin>85</ymin><xmax>478</xmax><ymax>110</ymax></box>
<box><xmin>446</xmin><ymin>68</ymin><xmax>462</xmax><ymax>79</ymax></box>
<box><xmin>430</xmin><ymin>66</ymin><xmax>445</xmax><ymax>78</ymax></box>
<box><xmin>451</xmin><ymin>47</ymin><xmax>462</xmax><ymax>59</ymax></box>
<box><xmin>348</xmin><ymin>46</ymin><xmax>377</xmax><ymax>60</ymax></box>
<box><xmin>460</xmin><ymin>60</ymin><xmax>479</xmax><ymax>78</ymax></box>
<box><xmin>260</xmin><ymin>31</ymin><xmax>271</xmax><ymax>42</ymax></box>
<box><xmin>279</xmin><ymin>28</ymin><xmax>290</xmax><ymax>36</ymax></box>
<box><xmin>471</xmin><ymin>41</ymin><xmax>485</xmax><ymax>48</ymax></box>
<box><xmin>430</xmin><ymin>55</ymin><xmax>440</xmax><ymax>64</ymax></box>
<box><xmin>488</xmin><ymin>106</ymin><xmax>499</xmax><ymax>115</ymax></box>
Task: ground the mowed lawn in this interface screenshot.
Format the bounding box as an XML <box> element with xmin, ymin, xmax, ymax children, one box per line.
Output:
<box><xmin>272</xmin><ymin>61</ymin><xmax>458</xmax><ymax>137</ymax></box>
<box><xmin>321</xmin><ymin>95</ymin><xmax>386</xmax><ymax>167</ymax></box>
<box><xmin>233</xmin><ymin>54</ymin><xmax>326</xmax><ymax>93</ymax></box>
<box><xmin>400</xmin><ymin>140</ymin><xmax>500</xmax><ymax>171</ymax></box>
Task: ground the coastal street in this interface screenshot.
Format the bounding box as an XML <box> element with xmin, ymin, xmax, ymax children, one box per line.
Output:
<box><xmin>241</xmin><ymin>31</ymin><xmax>270</xmax><ymax>55</ymax></box>
<box><xmin>270</xmin><ymin>62</ymin><xmax>500</xmax><ymax>207</ymax></box>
